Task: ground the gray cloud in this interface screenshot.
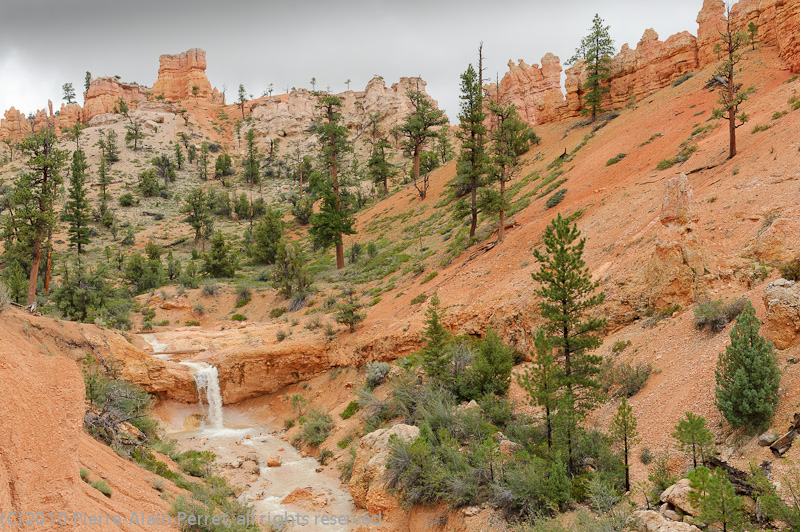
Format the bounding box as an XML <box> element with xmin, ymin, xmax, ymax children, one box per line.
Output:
<box><xmin>0</xmin><ymin>0</ymin><xmax>703</xmax><ymax>119</ymax></box>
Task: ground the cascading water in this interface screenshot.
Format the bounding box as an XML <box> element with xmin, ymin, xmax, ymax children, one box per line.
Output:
<box><xmin>181</xmin><ymin>361</ymin><xmax>224</xmax><ymax>429</ymax></box>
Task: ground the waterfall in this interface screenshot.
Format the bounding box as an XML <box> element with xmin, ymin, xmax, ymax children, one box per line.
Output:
<box><xmin>181</xmin><ymin>362</ymin><xmax>224</xmax><ymax>429</ymax></box>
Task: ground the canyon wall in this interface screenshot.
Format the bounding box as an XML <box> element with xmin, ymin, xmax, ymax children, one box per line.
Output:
<box><xmin>150</xmin><ymin>48</ymin><xmax>224</xmax><ymax>105</ymax></box>
<box><xmin>249</xmin><ymin>76</ymin><xmax>444</xmax><ymax>142</ymax></box>
<box><xmin>499</xmin><ymin>0</ymin><xmax>800</xmax><ymax>126</ymax></box>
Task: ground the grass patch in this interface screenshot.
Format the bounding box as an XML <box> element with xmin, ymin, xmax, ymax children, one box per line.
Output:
<box><xmin>671</xmin><ymin>72</ymin><xmax>694</xmax><ymax>87</ymax></box>
<box><xmin>546</xmin><ymin>189</ymin><xmax>567</xmax><ymax>209</ymax></box>
<box><xmin>341</xmin><ymin>401</ymin><xmax>360</xmax><ymax>420</ymax></box>
<box><xmin>751</xmin><ymin>124</ymin><xmax>771</xmax><ymax>133</ymax></box>
<box><xmin>605</xmin><ymin>153</ymin><xmax>626</xmax><ymax>166</ymax></box>
<box><xmin>90</xmin><ymin>479</ymin><xmax>113</xmax><ymax>497</ymax></box>
<box><xmin>230</xmin><ymin>313</ymin><xmax>247</xmax><ymax>321</ymax></box>
<box><xmin>656</xmin><ymin>144</ymin><xmax>697</xmax><ymax>170</ymax></box>
<box><xmin>410</xmin><ymin>293</ymin><xmax>427</xmax><ymax>305</ymax></box>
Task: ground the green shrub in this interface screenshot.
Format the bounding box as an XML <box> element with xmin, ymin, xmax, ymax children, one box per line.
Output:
<box><xmin>341</xmin><ymin>401</ymin><xmax>360</xmax><ymax>420</ymax></box>
<box><xmin>611</xmin><ymin>340</ymin><xmax>631</xmax><ymax>353</ymax></box>
<box><xmin>602</xmin><ymin>360</ymin><xmax>652</xmax><ymax>398</ymax></box>
<box><xmin>337</xmin><ymin>435</ymin><xmax>354</xmax><ymax>449</ymax></box>
<box><xmin>79</xmin><ymin>467</ymin><xmax>90</xmax><ymax>481</ymax></box>
<box><xmin>235</xmin><ymin>297</ymin><xmax>250</xmax><ymax>308</ymax></box>
<box><xmin>201</xmin><ymin>281</ymin><xmax>218</xmax><ymax>296</ymax></box>
<box><xmin>119</xmin><ymin>193</ymin><xmax>137</xmax><ymax>207</ymax></box>
<box><xmin>546</xmin><ymin>189</ymin><xmax>567</xmax><ymax>209</ymax></box>
<box><xmin>671</xmin><ymin>72</ymin><xmax>694</xmax><ymax>87</ymax></box>
<box><xmin>421</xmin><ymin>271</ymin><xmax>438</xmax><ymax>284</ymax></box>
<box><xmin>276</xmin><ymin>329</ymin><xmax>288</xmax><ymax>342</ymax></box>
<box><xmin>185</xmin><ymin>320</ymin><xmax>200</xmax><ymax>326</ymax></box>
<box><xmin>317</xmin><ymin>448</ymin><xmax>334</xmax><ymax>465</ymax></box>
<box><xmin>90</xmin><ymin>479</ymin><xmax>113</xmax><ymax>497</ymax></box>
<box><xmin>694</xmin><ymin>297</ymin><xmax>747</xmax><ymax>333</ymax></box>
<box><xmin>751</xmin><ymin>124</ymin><xmax>772</xmax><ymax>133</ymax></box>
<box><xmin>270</xmin><ymin>307</ymin><xmax>286</xmax><ymax>318</ymax></box>
<box><xmin>640</xmin><ymin>446</ymin><xmax>654</xmax><ymax>465</ymax></box>
<box><xmin>231</xmin><ymin>313</ymin><xmax>247</xmax><ymax>321</ymax></box>
<box><xmin>410</xmin><ymin>293</ymin><xmax>427</xmax><ymax>305</ymax></box>
<box><xmin>779</xmin><ymin>259</ymin><xmax>800</xmax><ymax>281</ymax></box>
<box><xmin>366</xmin><ymin>361</ymin><xmax>391</xmax><ymax>389</ymax></box>
<box><xmin>605</xmin><ymin>153</ymin><xmax>626</xmax><ymax>166</ymax></box>
<box><xmin>299</xmin><ymin>409</ymin><xmax>333</xmax><ymax>446</ymax></box>
<box><xmin>284</xmin><ymin>418</ymin><xmax>296</xmax><ymax>429</ymax></box>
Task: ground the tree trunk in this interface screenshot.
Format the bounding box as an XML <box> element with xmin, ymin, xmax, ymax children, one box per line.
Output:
<box><xmin>44</xmin><ymin>234</ymin><xmax>53</xmax><ymax>295</ymax></box>
<box><xmin>623</xmin><ymin>436</ymin><xmax>630</xmax><ymax>492</ymax></box>
<box><xmin>413</xmin><ymin>145</ymin><xmax>422</xmax><ymax>199</ymax></box>
<box><xmin>728</xmin><ymin>107</ymin><xmax>736</xmax><ymax>159</ymax></box>
<box><xmin>335</xmin><ymin>243</ymin><xmax>345</xmax><ymax>270</ymax></box>
<box><xmin>27</xmin><ymin>229</ymin><xmax>43</xmax><ymax>306</ymax></box>
<box><xmin>330</xmin><ymin>109</ymin><xmax>345</xmax><ymax>270</ymax></box>
<box><xmin>383</xmin><ymin>177</ymin><xmax>388</xmax><ymax>196</ymax></box>
<box><xmin>469</xmin><ymin>179</ymin><xmax>477</xmax><ymax>237</ymax></box>
<box><xmin>498</xmin><ymin>172</ymin><xmax>506</xmax><ymax>243</ymax></box>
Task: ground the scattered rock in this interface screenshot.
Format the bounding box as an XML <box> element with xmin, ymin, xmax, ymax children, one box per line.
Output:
<box><xmin>759</xmin><ymin>432</ymin><xmax>779</xmax><ymax>447</ymax></box>
<box><xmin>660</xmin><ymin>479</ymin><xmax>698</xmax><ymax>516</ymax></box>
<box><xmin>664</xmin><ymin>509</ymin><xmax>683</xmax><ymax>522</ymax></box>
<box><xmin>762</xmin><ymin>279</ymin><xmax>800</xmax><ymax>349</ymax></box>
<box><xmin>635</xmin><ymin>510</ymin><xmax>701</xmax><ymax>532</ymax></box>
<box><xmin>456</xmin><ymin>400</ymin><xmax>482</xmax><ymax>414</ymax></box>
<box><xmin>281</xmin><ymin>487</ymin><xmax>329</xmax><ymax>510</ymax></box>
<box><xmin>267</xmin><ymin>454</ymin><xmax>282</xmax><ymax>467</ymax></box>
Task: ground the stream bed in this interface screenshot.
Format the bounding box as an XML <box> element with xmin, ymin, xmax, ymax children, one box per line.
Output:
<box><xmin>141</xmin><ymin>333</ymin><xmax>363</xmax><ymax>531</ymax></box>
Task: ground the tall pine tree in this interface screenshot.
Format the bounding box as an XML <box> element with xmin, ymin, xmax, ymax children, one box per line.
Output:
<box><xmin>453</xmin><ymin>48</ymin><xmax>490</xmax><ymax>238</ymax></box>
<box><xmin>310</xmin><ymin>95</ymin><xmax>353</xmax><ymax>269</ymax></box>
<box><xmin>672</xmin><ymin>412</ymin><xmax>715</xmax><ymax>469</ymax></box>
<box><xmin>532</xmin><ymin>213</ymin><xmax>605</xmax><ymax>473</ymax></box>
<box><xmin>517</xmin><ymin>329</ymin><xmax>562</xmax><ymax>450</ymax></box>
<box><xmin>568</xmin><ymin>14</ymin><xmax>615</xmax><ymax>122</ymax></box>
<box><xmin>420</xmin><ymin>294</ymin><xmax>452</xmax><ymax>383</ymax></box>
<box><xmin>65</xmin><ymin>149</ymin><xmax>91</xmax><ymax>255</ymax></box>
<box><xmin>610</xmin><ymin>397</ymin><xmax>639</xmax><ymax>492</ymax></box>
<box><xmin>486</xmin><ymin>99</ymin><xmax>536</xmax><ymax>242</ymax></box>
<box><xmin>715</xmin><ymin>301</ymin><xmax>780</xmax><ymax>431</ymax></box>
<box><xmin>397</xmin><ymin>85</ymin><xmax>448</xmax><ymax>200</ymax></box>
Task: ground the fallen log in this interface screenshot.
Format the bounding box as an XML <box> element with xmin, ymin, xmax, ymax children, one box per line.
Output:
<box><xmin>706</xmin><ymin>457</ymin><xmax>757</xmax><ymax>496</ymax></box>
<box><xmin>770</xmin><ymin>412</ymin><xmax>800</xmax><ymax>458</ymax></box>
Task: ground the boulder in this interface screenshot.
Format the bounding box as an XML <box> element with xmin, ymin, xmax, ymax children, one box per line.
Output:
<box><xmin>635</xmin><ymin>510</ymin><xmax>701</xmax><ymax>532</ymax></box>
<box><xmin>759</xmin><ymin>432</ymin><xmax>779</xmax><ymax>447</ymax></box>
<box><xmin>88</xmin><ymin>113</ymin><xmax>121</xmax><ymax>127</ymax></box>
<box><xmin>281</xmin><ymin>487</ymin><xmax>329</xmax><ymax>510</ymax></box>
<box><xmin>664</xmin><ymin>509</ymin><xmax>683</xmax><ymax>522</ymax></box>
<box><xmin>348</xmin><ymin>424</ymin><xmax>419</xmax><ymax>516</ymax></box>
<box><xmin>267</xmin><ymin>454</ymin><xmax>282</xmax><ymax>467</ymax></box>
<box><xmin>660</xmin><ymin>479</ymin><xmax>698</xmax><ymax>516</ymax></box>
<box><xmin>762</xmin><ymin>279</ymin><xmax>800</xmax><ymax>349</ymax></box>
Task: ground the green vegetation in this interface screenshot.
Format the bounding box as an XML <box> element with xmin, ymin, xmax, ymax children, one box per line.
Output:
<box><xmin>605</xmin><ymin>153</ymin><xmax>626</xmax><ymax>166</ymax></box>
<box><xmin>715</xmin><ymin>301</ymin><xmax>780</xmax><ymax>431</ymax></box>
<box><xmin>341</xmin><ymin>401</ymin><xmax>360</xmax><ymax>420</ymax></box>
<box><xmin>568</xmin><ymin>14</ymin><xmax>615</xmax><ymax>121</ymax></box>
<box><xmin>672</xmin><ymin>412</ymin><xmax>715</xmax><ymax>468</ymax></box>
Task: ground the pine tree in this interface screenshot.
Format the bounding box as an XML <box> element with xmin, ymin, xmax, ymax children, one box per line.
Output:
<box><xmin>84</xmin><ymin>72</ymin><xmax>92</xmax><ymax>93</ymax></box>
<box><xmin>532</xmin><ymin>213</ymin><xmax>606</xmax><ymax>473</ymax></box>
<box><xmin>243</xmin><ymin>129</ymin><xmax>259</xmax><ymax>186</ymax></box>
<box><xmin>199</xmin><ymin>142</ymin><xmax>209</xmax><ymax>181</ymax></box>
<box><xmin>65</xmin><ymin>149</ymin><xmax>91</xmax><ymax>254</ymax></box>
<box><xmin>610</xmin><ymin>397</ymin><xmax>639</xmax><ymax>492</ymax></box>
<box><xmin>747</xmin><ymin>21</ymin><xmax>758</xmax><ymax>50</ymax></box>
<box><xmin>435</xmin><ymin>130</ymin><xmax>454</xmax><ymax>165</ymax></box>
<box><xmin>248</xmin><ymin>207</ymin><xmax>285</xmax><ymax>264</ymax></box>
<box><xmin>125</xmin><ymin>121</ymin><xmax>143</xmax><ymax>151</ymax></box>
<box><xmin>517</xmin><ymin>330</ymin><xmax>562</xmax><ymax>450</ymax></box>
<box><xmin>272</xmin><ymin>238</ymin><xmax>314</xmax><ymax>301</ymax></box>
<box><xmin>203</xmin><ymin>232</ymin><xmax>237</xmax><ymax>278</ymax></box>
<box><xmin>568</xmin><ymin>14</ymin><xmax>615</xmax><ymax>122</ymax></box>
<box><xmin>174</xmin><ymin>142</ymin><xmax>184</xmax><ymax>170</ymax></box>
<box><xmin>486</xmin><ymin>99</ymin><xmax>536</xmax><ymax>242</ymax></box>
<box><xmin>180</xmin><ymin>187</ymin><xmax>213</xmax><ymax>249</ymax></box>
<box><xmin>62</xmin><ymin>83</ymin><xmax>76</xmax><ymax>104</ymax></box>
<box><xmin>453</xmin><ymin>58</ymin><xmax>490</xmax><ymax>238</ymax></box>
<box><xmin>420</xmin><ymin>294</ymin><xmax>452</xmax><ymax>383</ymax></box>
<box><xmin>64</xmin><ymin>122</ymin><xmax>86</xmax><ymax>151</ymax></box>
<box><xmin>711</xmin><ymin>6</ymin><xmax>754</xmax><ymax>159</ymax></box>
<box><xmin>237</xmin><ymin>84</ymin><xmax>247</xmax><ymax>120</ymax></box>
<box><xmin>367</xmin><ymin>139</ymin><xmax>396</xmax><ymax>196</ymax></box>
<box><xmin>397</xmin><ymin>86</ymin><xmax>448</xmax><ymax>200</ymax></box>
<box><xmin>153</xmin><ymin>154</ymin><xmax>175</xmax><ymax>187</ymax></box>
<box><xmin>672</xmin><ymin>412</ymin><xmax>715</xmax><ymax>469</ymax></box>
<box><xmin>715</xmin><ymin>301</ymin><xmax>780</xmax><ymax>431</ymax></box>
<box><xmin>691</xmin><ymin>467</ymin><xmax>745</xmax><ymax>532</ymax></box>
<box><xmin>5</xmin><ymin>130</ymin><xmax>67</xmax><ymax>306</ymax></box>
<box><xmin>98</xmin><ymin>156</ymin><xmax>110</xmax><ymax>215</ymax></box>
<box><xmin>310</xmin><ymin>95</ymin><xmax>353</xmax><ymax>269</ymax></box>
<box><xmin>335</xmin><ymin>287</ymin><xmax>366</xmax><ymax>333</ymax></box>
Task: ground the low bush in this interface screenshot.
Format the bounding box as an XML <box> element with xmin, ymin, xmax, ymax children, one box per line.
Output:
<box><xmin>317</xmin><ymin>448</ymin><xmax>334</xmax><ymax>465</ymax></box>
<box><xmin>366</xmin><ymin>361</ymin><xmax>391</xmax><ymax>389</ymax></box>
<box><xmin>780</xmin><ymin>258</ymin><xmax>800</xmax><ymax>281</ymax></box>
<box><xmin>201</xmin><ymin>281</ymin><xmax>218</xmax><ymax>296</ymax></box>
<box><xmin>341</xmin><ymin>401</ymin><xmax>360</xmax><ymax>420</ymax></box>
<box><xmin>90</xmin><ymin>479</ymin><xmax>113</xmax><ymax>497</ymax></box>
<box><xmin>671</xmin><ymin>72</ymin><xmax>694</xmax><ymax>87</ymax></box>
<box><xmin>270</xmin><ymin>307</ymin><xmax>286</xmax><ymax>318</ymax></box>
<box><xmin>276</xmin><ymin>329</ymin><xmax>288</xmax><ymax>342</ymax></box>
<box><xmin>299</xmin><ymin>409</ymin><xmax>333</xmax><ymax>447</ymax></box>
<box><xmin>231</xmin><ymin>313</ymin><xmax>247</xmax><ymax>322</ymax></box>
<box><xmin>546</xmin><ymin>189</ymin><xmax>567</xmax><ymax>209</ymax></box>
<box><xmin>694</xmin><ymin>297</ymin><xmax>747</xmax><ymax>333</ymax></box>
<box><xmin>119</xmin><ymin>193</ymin><xmax>137</xmax><ymax>207</ymax></box>
<box><xmin>605</xmin><ymin>153</ymin><xmax>626</xmax><ymax>166</ymax></box>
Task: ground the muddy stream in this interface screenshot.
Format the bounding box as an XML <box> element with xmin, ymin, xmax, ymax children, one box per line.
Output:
<box><xmin>140</xmin><ymin>333</ymin><xmax>366</xmax><ymax>531</ymax></box>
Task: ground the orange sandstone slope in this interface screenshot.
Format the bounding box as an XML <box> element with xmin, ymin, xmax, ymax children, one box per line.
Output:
<box><xmin>331</xmin><ymin>44</ymin><xmax>800</xmax><ymax>473</ymax></box>
<box><xmin>0</xmin><ymin>308</ymin><xmax>194</xmax><ymax>531</ymax></box>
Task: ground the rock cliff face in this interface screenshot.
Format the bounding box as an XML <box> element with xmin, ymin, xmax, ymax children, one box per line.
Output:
<box><xmin>83</xmin><ymin>77</ymin><xmax>149</xmax><ymax>121</ymax></box>
<box><xmin>151</xmin><ymin>48</ymin><xmax>224</xmax><ymax>105</ymax></box>
<box><xmin>249</xmin><ymin>76</ymin><xmax>443</xmax><ymax>142</ymax></box>
<box><xmin>499</xmin><ymin>0</ymin><xmax>800</xmax><ymax>125</ymax></box>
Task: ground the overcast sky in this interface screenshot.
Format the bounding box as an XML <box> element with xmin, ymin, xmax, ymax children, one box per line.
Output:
<box><xmin>0</xmin><ymin>0</ymin><xmax>705</xmax><ymax>120</ymax></box>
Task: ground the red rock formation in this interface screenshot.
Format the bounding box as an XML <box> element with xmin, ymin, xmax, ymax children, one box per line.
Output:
<box><xmin>491</xmin><ymin>54</ymin><xmax>564</xmax><ymax>125</ymax></box>
<box><xmin>0</xmin><ymin>107</ymin><xmax>30</xmax><ymax>141</ymax></box>
<box><xmin>151</xmin><ymin>48</ymin><xmax>223</xmax><ymax>105</ymax></box>
<box><xmin>696</xmin><ymin>0</ymin><xmax>727</xmax><ymax>67</ymax></box>
<box><xmin>83</xmin><ymin>77</ymin><xmax>148</xmax><ymax>121</ymax></box>
<box><xmin>731</xmin><ymin>0</ymin><xmax>800</xmax><ymax>72</ymax></box>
